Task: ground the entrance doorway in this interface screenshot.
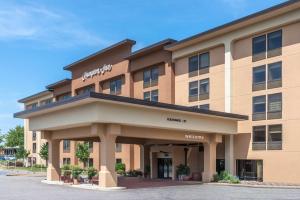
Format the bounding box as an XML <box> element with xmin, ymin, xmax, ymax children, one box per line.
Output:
<box><xmin>157</xmin><ymin>158</ymin><xmax>172</xmax><ymax>179</ymax></box>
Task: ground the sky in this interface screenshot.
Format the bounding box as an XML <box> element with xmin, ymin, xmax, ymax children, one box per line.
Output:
<box><xmin>0</xmin><ymin>0</ymin><xmax>286</xmax><ymax>133</ymax></box>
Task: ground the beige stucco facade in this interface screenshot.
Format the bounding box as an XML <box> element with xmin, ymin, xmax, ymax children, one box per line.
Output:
<box><xmin>16</xmin><ymin>1</ymin><xmax>300</xmax><ymax>187</ymax></box>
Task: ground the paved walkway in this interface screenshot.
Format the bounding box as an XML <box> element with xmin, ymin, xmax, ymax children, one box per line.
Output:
<box><xmin>1</xmin><ymin>174</ymin><xmax>300</xmax><ymax>200</ymax></box>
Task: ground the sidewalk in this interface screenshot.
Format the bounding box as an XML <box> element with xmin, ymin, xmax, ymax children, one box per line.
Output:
<box><xmin>0</xmin><ymin>168</ymin><xmax>46</xmax><ymax>177</ymax></box>
<box><xmin>208</xmin><ymin>181</ymin><xmax>300</xmax><ymax>189</ymax></box>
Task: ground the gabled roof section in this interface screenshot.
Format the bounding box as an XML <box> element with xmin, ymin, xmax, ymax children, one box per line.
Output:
<box><xmin>18</xmin><ymin>90</ymin><xmax>52</xmax><ymax>103</ymax></box>
<box><xmin>165</xmin><ymin>0</ymin><xmax>300</xmax><ymax>51</ymax></box>
<box><xmin>46</xmin><ymin>79</ymin><xmax>71</xmax><ymax>90</ymax></box>
<box><xmin>125</xmin><ymin>39</ymin><xmax>177</xmax><ymax>60</ymax></box>
<box><xmin>64</xmin><ymin>39</ymin><xmax>136</xmax><ymax>71</ymax></box>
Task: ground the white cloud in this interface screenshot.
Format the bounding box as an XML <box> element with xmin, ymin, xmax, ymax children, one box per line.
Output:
<box><xmin>0</xmin><ymin>1</ymin><xmax>111</xmax><ymax>48</ymax></box>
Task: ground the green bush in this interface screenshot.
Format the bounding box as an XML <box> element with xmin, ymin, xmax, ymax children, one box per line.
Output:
<box><xmin>32</xmin><ymin>164</ymin><xmax>46</xmax><ymax>168</ymax></box>
<box><xmin>87</xmin><ymin>167</ymin><xmax>97</xmax><ymax>179</ymax></box>
<box><xmin>71</xmin><ymin>166</ymin><xmax>83</xmax><ymax>179</ymax></box>
<box><xmin>176</xmin><ymin>164</ymin><xmax>190</xmax><ymax>177</ymax></box>
<box><xmin>115</xmin><ymin>163</ymin><xmax>126</xmax><ymax>174</ymax></box>
<box><xmin>215</xmin><ymin>171</ymin><xmax>240</xmax><ymax>184</ymax></box>
<box><xmin>125</xmin><ymin>170</ymin><xmax>143</xmax><ymax>177</ymax></box>
<box><xmin>61</xmin><ymin>165</ymin><xmax>72</xmax><ymax>177</ymax></box>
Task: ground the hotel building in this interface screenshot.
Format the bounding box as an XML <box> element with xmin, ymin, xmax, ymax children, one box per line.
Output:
<box><xmin>15</xmin><ymin>1</ymin><xmax>300</xmax><ymax>187</ymax></box>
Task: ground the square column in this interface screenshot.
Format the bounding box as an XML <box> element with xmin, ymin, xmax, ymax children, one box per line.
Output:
<box><xmin>225</xmin><ymin>135</ymin><xmax>234</xmax><ymax>174</ymax></box>
<box><xmin>47</xmin><ymin>139</ymin><xmax>60</xmax><ymax>181</ymax></box>
<box><xmin>202</xmin><ymin>141</ymin><xmax>217</xmax><ymax>182</ymax></box>
<box><xmin>98</xmin><ymin>124</ymin><xmax>119</xmax><ymax>187</ymax></box>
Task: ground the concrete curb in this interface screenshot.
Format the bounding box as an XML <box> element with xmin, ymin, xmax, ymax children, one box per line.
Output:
<box><xmin>207</xmin><ymin>182</ymin><xmax>300</xmax><ymax>189</ymax></box>
<box><xmin>41</xmin><ymin>180</ymin><xmax>126</xmax><ymax>191</ymax></box>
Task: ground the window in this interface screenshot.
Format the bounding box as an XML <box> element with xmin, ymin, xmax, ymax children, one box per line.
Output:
<box><xmin>110</xmin><ymin>78</ymin><xmax>122</xmax><ymax>95</ymax></box>
<box><xmin>252</xmin><ymin>126</ymin><xmax>266</xmax><ymax>150</ymax></box>
<box><xmin>199</xmin><ymin>104</ymin><xmax>209</xmax><ymax>110</ymax></box>
<box><xmin>76</xmin><ymin>85</ymin><xmax>95</xmax><ymax>95</ymax></box>
<box><xmin>236</xmin><ymin>160</ymin><xmax>263</xmax><ymax>181</ymax></box>
<box><xmin>189</xmin><ymin>81</ymin><xmax>198</xmax><ymax>101</ymax></box>
<box><xmin>188</xmin><ymin>52</ymin><xmax>210</xmax><ymax>76</ymax></box>
<box><xmin>268</xmin><ymin>124</ymin><xmax>282</xmax><ymax>150</ymax></box>
<box><xmin>143</xmin><ymin>67</ymin><xmax>159</xmax><ymax>87</ymax></box>
<box><xmin>144</xmin><ymin>91</ymin><xmax>150</xmax><ymax>101</ymax></box>
<box><xmin>189</xmin><ymin>55</ymin><xmax>198</xmax><ymax>73</ymax></box>
<box><xmin>63</xmin><ymin>140</ymin><xmax>70</xmax><ymax>153</ymax></box>
<box><xmin>252</xmin><ymin>95</ymin><xmax>266</xmax><ymax>120</ymax></box>
<box><xmin>85</xmin><ymin>141</ymin><xmax>93</xmax><ymax>152</ymax></box>
<box><xmin>116</xmin><ymin>143</ymin><xmax>122</xmax><ymax>153</ymax></box>
<box><xmin>268</xmin><ymin>93</ymin><xmax>282</xmax><ymax>119</ymax></box>
<box><xmin>32</xmin><ymin>143</ymin><xmax>36</xmax><ymax>153</ymax></box>
<box><xmin>199</xmin><ymin>79</ymin><xmax>209</xmax><ymax>94</ymax></box>
<box><xmin>199</xmin><ymin>52</ymin><xmax>210</xmax><ymax>69</ymax></box>
<box><xmin>252</xmin><ymin>35</ymin><xmax>266</xmax><ymax>61</ymax></box>
<box><xmin>63</xmin><ymin>158</ymin><xmax>71</xmax><ymax>165</ymax></box>
<box><xmin>56</xmin><ymin>93</ymin><xmax>71</xmax><ymax>102</ymax></box>
<box><xmin>151</xmin><ymin>90</ymin><xmax>158</xmax><ymax>102</ymax></box>
<box><xmin>116</xmin><ymin>158</ymin><xmax>122</xmax><ymax>164</ymax></box>
<box><xmin>40</xmin><ymin>98</ymin><xmax>52</xmax><ymax>106</ymax></box>
<box><xmin>26</xmin><ymin>103</ymin><xmax>38</xmax><ymax>110</ymax></box>
<box><xmin>267</xmin><ymin>30</ymin><xmax>282</xmax><ymax>57</ymax></box>
<box><xmin>32</xmin><ymin>131</ymin><xmax>36</xmax><ymax>141</ymax></box>
<box><xmin>268</xmin><ymin>62</ymin><xmax>282</xmax><ymax>89</ymax></box>
<box><xmin>144</xmin><ymin>90</ymin><xmax>158</xmax><ymax>102</ymax></box>
<box><xmin>253</xmin><ymin>66</ymin><xmax>266</xmax><ymax>91</ymax></box>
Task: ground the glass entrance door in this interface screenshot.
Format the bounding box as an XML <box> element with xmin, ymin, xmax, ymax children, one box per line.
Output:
<box><xmin>157</xmin><ymin>158</ymin><xmax>172</xmax><ymax>179</ymax></box>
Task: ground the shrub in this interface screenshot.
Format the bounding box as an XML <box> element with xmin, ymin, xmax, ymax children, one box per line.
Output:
<box><xmin>33</xmin><ymin>164</ymin><xmax>46</xmax><ymax>168</ymax></box>
<box><xmin>115</xmin><ymin>163</ymin><xmax>126</xmax><ymax>174</ymax></box>
<box><xmin>215</xmin><ymin>171</ymin><xmax>240</xmax><ymax>184</ymax></box>
<box><xmin>125</xmin><ymin>170</ymin><xmax>143</xmax><ymax>177</ymax></box>
<box><xmin>71</xmin><ymin>166</ymin><xmax>83</xmax><ymax>180</ymax></box>
<box><xmin>61</xmin><ymin>165</ymin><xmax>72</xmax><ymax>177</ymax></box>
<box><xmin>176</xmin><ymin>164</ymin><xmax>190</xmax><ymax>177</ymax></box>
<box><xmin>87</xmin><ymin>167</ymin><xmax>97</xmax><ymax>180</ymax></box>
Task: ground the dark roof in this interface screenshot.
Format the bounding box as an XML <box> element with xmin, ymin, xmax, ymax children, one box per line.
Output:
<box><xmin>165</xmin><ymin>0</ymin><xmax>299</xmax><ymax>50</ymax></box>
<box><xmin>63</xmin><ymin>39</ymin><xmax>136</xmax><ymax>71</ymax></box>
<box><xmin>125</xmin><ymin>39</ymin><xmax>177</xmax><ymax>60</ymax></box>
<box><xmin>18</xmin><ymin>90</ymin><xmax>52</xmax><ymax>103</ymax></box>
<box><xmin>46</xmin><ymin>79</ymin><xmax>71</xmax><ymax>90</ymax></box>
<box><xmin>14</xmin><ymin>92</ymin><xmax>248</xmax><ymax>120</ymax></box>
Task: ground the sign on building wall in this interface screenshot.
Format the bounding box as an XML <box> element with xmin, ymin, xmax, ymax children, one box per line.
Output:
<box><xmin>82</xmin><ymin>64</ymin><xmax>112</xmax><ymax>81</ymax></box>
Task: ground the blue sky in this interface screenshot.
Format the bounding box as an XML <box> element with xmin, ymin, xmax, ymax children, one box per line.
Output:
<box><xmin>0</xmin><ymin>0</ymin><xmax>286</xmax><ymax>133</ymax></box>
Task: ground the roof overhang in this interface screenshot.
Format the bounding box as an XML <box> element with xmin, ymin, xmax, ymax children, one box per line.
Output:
<box><xmin>14</xmin><ymin>92</ymin><xmax>248</xmax><ymax>135</ymax></box>
<box><xmin>165</xmin><ymin>0</ymin><xmax>300</xmax><ymax>52</ymax></box>
<box><xmin>46</xmin><ymin>79</ymin><xmax>71</xmax><ymax>90</ymax></box>
<box><xmin>18</xmin><ymin>90</ymin><xmax>52</xmax><ymax>103</ymax></box>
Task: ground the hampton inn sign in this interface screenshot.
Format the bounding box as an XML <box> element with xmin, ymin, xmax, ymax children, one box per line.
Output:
<box><xmin>82</xmin><ymin>64</ymin><xmax>112</xmax><ymax>81</ymax></box>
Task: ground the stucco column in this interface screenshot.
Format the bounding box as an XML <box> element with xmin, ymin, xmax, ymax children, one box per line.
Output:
<box><xmin>139</xmin><ymin>145</ymin><xmax>144</xmax><ymax>173</ymax></box>
<box><xmin>47</xmin><ymin>139</ymin><xmax>60</xmax><ymax>181</ymax></box>
<box><xmin>225</xmin><ymin>135</ymin><xmax>234</xmax><ymax>174</ymax></box>
<box><xmin>202</xmin><ymin>141</ymin><xmax>217</xmax><ymax>182</ymax></box>
<box><xmin>224</xmin><ymin>40</ymin><xmax>233</xmax><ymax>113</ymax></box>
<box><xmin>98</xmin><ymin>124</ymin><xmax>120</xmax><ymax>187</ymax></box>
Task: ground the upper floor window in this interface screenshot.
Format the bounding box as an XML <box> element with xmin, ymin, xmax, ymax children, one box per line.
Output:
<box><xmin>26</xmin><ymin>102</ymin><xmax>38</xmax><ymax>110</ymax></box>
<box><xmin>253</xmin><ymin>65</ymin><xmax>266</xmax><ymax>91</ymax></box>
<box><xmin>110</xmin><ymin>78</ymin><xmax>122</xmax><ymax>95</ymax></box>
<box><xmin>188</xmin><ymin>52</ymin><xmax>210</xmax><ymax>76</ymax></box>
<box><xmin>252</xmin><ymin>30</ymin><xmax>282</xmax><ymax>61</ymax></box>
<box><xmin>32</xmin><ymin>131</ymin><xmax>36</xmax><ymax>141</ymax></box>
<box><xmin>199</xmin><ymin>79</ymin><xmax>209</xmax><ymax>95</ymax></box>
<box><xmin>84</xmin><ymin>141</ymin><xmax>93</xmax><ymax>153</ymax></box>
<box><xmin>189</xmin><ymin>79</ymin><xmax>210</xmax><ymax>102</ymax></box>
<box><xmin>252</xmin><ymin>126</ymin><xmax>266</xmax><ymax>150</ymax></box>
<box><xmin>144</xmin><ymin>90</ymin><xmax>159</xmax><ymax>102</ymax></box>
<box><xmin>76</xmin><ymin>85</ymin><xmax>95</xmax><ymax>95</ymax></box>
<box><xmin>32</xmin><ymin>143</ymin><xmax>37</xmax><ymax>153</ymax></box>
<box><xmin>252</xmin><ymin>95</ymin><xmax>266</xmax><ymax>121</ymax></box>
<box><xmin>268</xmin><ymin>93</ymin><xmax>282</xmax><ymax>120</ymax></box>
<box><xmin>199</xmin><ymin>104</ymin><xmax>210</xmax><ymax>110</ymax></box>
<box><xmin>143</xmin><ymin>67</ymin><xmax>159</xmax><ymax>88</ymax></box>
<box><xmin>40</xmin><ymin>98</ymin><xmax>53</xmax><ymax>106</ymax></box>
<box><xmin>268</xmin><ymin>124</ymin><xmax>282</xmax><ymax>150</ymax></box>
<box><xmin>268</xmin><ymin>62</ymin><xmax>282</xmax><ymax>89</ymax></box>
<box><xmin>63</xmin><ymin>140</ymin><xmax>70</xmax><ymax>153</ymax></box>
<box><xmin>56</xmin><ymin>93</ymin><xmax>71</xmax><ymax>102</ymax></box>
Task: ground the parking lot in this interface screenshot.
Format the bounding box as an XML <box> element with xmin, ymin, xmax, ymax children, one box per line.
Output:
<box><xmin>1</xmin><ymin>173</ymin><xmax>300</xmax><ymax>200</ymax></box>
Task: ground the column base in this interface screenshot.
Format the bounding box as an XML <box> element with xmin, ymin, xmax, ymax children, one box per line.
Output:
<box><xmin>47</xmin><ymin>167</ymin><xmax>60</xmax><ymax>181</ymax></box>
<box><xmin>202</xmin><ymin>171</ymin><xmax>215</xmax><ymax>183</ymax></box>
<box><xmin>99</xmin><ymin>170</ymin><xmax>117</xmax><ymax>187</ymax></box>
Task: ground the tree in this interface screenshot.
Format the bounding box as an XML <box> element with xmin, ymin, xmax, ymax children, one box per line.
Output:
<box><xmin>0</xmin><ymin>129</ymin><xmax>5</xmax><ymax>148</ymax></box>
<box><xmin>75</xmin><ymin>143</ymin><xmax>90</xmax><ymax>167</ymax></box>
<box><xmin>5</xmin><ymin>126</ymin><xmax>24</xmax><ymax>147</ymax></box>
<box><xmin>39</xmin><ymin>143</ymin><xmax>48</xmax><ymax>166</ymax></box>
<box><xmin>16</xmin><ymin>146</ymin><xmax>30</xmax><ymax>161</ymax></box>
